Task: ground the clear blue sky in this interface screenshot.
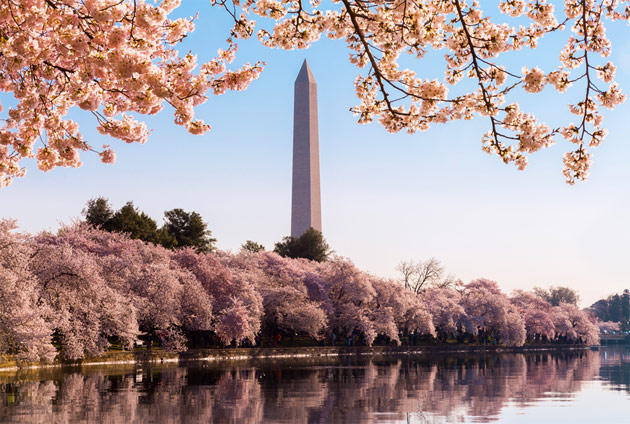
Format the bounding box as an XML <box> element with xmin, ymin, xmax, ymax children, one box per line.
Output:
<box><xmin>1</xmin><ymin>4</ymin><xmax>629</xmax><ymax>306</ymax></box>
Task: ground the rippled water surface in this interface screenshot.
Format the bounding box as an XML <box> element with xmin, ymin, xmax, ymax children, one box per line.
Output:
<box><xmin>1</xmin><ymin>347</ymin><xmax>629</xmax><ymax>423</ymax></box>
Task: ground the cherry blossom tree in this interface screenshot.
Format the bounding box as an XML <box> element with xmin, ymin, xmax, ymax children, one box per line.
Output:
<box><xmin>460</xmin><ymin>278</ymin><xmax>526</xmax><ymax>346</ymax></box>
<box><xmin>96</xmin><ymin>243</ymin><xmax>215</xmax><ymax>351</ymax></box>
<box><xmin>318</xmin><ymin>257</ymin><xmax>436</xmax><ymax>344</ymax></box>
<box><xmin>123</xmin><ymin>261</ymin><xmax>193</xmax><ymax>351</ymax></box>
<box><xmin>39</xmin><ymin>223</ymin><xmax>215</xmax><ymax>352</ymax></box>
<box><xmin>370</xmin><ymin>276</ymin><xmax>435</xmax><ymax>341</ymax></box>
<box><xmin>420</xmin><ymin>287</ymin><xmax>466</xmax><ymax>339</ymax></box>
<box><xmin>0</xmin><ymin>220</ymin><xmax>56</xmax><ymax>362</ymax></box>
<box><xmin>1</xmin><ymin>1</ymin><xmax>628</xmax><ymax>186</ymax></box>
<box><xmin>551</xmin><ymin>302</ymin><xmax>600</xmax><ymax>345</ymax></box>
<box><xmin>239</xmin><ymin>252</ymin><xmax>328</xmax><ymax>339</ymax></box>
<box><xmin>510</xmin><ymin>290</ymin><xmax>555</xmax><ymax>341</ymax></box>
<box><xmin>318</xmin><ymin>258</ymin><xmax>380</xmax><ymax>344</ymax></box>
<box><xmin>177</xmin><ymin>249</ymin><xmax>263</xmax><ymax>345</ymax></box>
<box><xmin>30</xmin><ymin>239</ymin><xmax>139</xmax><ymax>359</ymax></box>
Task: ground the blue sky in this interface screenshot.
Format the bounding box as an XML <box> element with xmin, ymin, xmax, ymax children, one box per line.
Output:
<box><xmin>1</xmin><ymin>3</ymin><xmax>629</xmax><ymax>306</ymax></box>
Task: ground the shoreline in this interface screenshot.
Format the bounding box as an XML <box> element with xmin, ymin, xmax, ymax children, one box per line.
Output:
<box><xmin>0</xmin><ymin>344</ymin><xmax>596</xmax><ymax>373</ymax></box>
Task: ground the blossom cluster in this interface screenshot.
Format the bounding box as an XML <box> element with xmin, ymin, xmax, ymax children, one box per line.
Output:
<box><xmin>0</xmin><ymin>220</ymin><xmax>599</xmax><ymax>362</ymax></box>
<box><xmin>214</xmin><ymin>0</ymin><xmax>630</xmax><ymax>183</ymax></box>
<box><xmin>0</xmin><ymin>0</ymin><xmax>263</xmax><ymax>187</ymax></box>
<box><xmin>1</xmin><ymin>0</ymin><xmax>628</xmax><ymax>185</ymax></box>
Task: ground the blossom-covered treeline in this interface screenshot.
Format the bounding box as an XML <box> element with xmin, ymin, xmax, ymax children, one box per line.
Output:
<box><xmin>0</xmin><ymin>220</ymin><xmax>599</xmax><ymax>362</ymax></box>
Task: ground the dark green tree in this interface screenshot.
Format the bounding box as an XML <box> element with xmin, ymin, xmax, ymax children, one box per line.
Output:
<box><xmin>533</xmin><ymin>286</ymin><xmax>580</xmax><ymax>306</ymax></box>
<box><xmin>273</xmin><ymin>227</ymin><xmax>330</xmax><ymax>262</ymax></box>
<box><xmin>81</xmin><ymin>199</ymin><xmax>216</xmax><ymax>251</ymax></box>
<box><xmin>590</xmin><ymin>298</ymin><xmax>611</xmax><ymax>321</ymax></box>
<box><xmin>105</xmin><ymin>201</ymin><xmax>160</xmax><ymax>243</ymax></box>
<box><xmin>609</xmin><ymin>293</ymin><xmax>623</xmax><ymax>322</ymax></box>
<box><xmin>163</xmin><ymin>208</ymin><xmax>216</xmax><ymax>253</ymax></box>
<box><xmin>621</xmin><ymin>290</ymin><xmax>630</xmax><ymax>332</ymax></box>
<box><xmin>83</xmin><ymin>197</ymin><xmax>114</xmax><ymax>228</ymax></box>
<box><xmin>590</xmin><ymin>289</ymin><xmax>630</xmax><ymax>331</ymax></box>
<box><xmin>156</xmin><ymin>227</ymin><xmax>179</xmax><ymax>249</ymax></box>
<box><xmin>241</xmin><ymin>240</ymin><xmax>265</xmax><ymax>253</ymax></box>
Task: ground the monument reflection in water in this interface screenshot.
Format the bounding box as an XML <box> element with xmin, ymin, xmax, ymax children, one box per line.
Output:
<box><xmin>1</xmin><ymin>348</ymin><xmax>629</xmax><ymax>423</ymax></box>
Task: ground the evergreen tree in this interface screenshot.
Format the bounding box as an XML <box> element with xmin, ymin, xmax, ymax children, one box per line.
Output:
<box><xmin>83</xmin><ymin>197</ymin><xmax>114</xmax><ymax>228</ymax></box>
<box><xmin>241</xmin><ymin>240</ymin><xmax>265</xmax><ymax>253</ymax></box>
<box><xmin>105</xmin><ymin>202</ymin><xmax>159</xmax><ymax>243</ymax></box>
<box><xmin>621</xmin><ymin>290</ymin><xmax>630</xmax><ymax>332</ymax></box>
<box><xmin>82</xmin><ymin>199</ymin><xmax>216</xmax><ymax>251</ymax></box>
<box><xmin>274</xmin><ymin>228</ymin><xmax>330</xmax><ymax>262</ymax></box>
<box><xmin>163</xmin><ymin>208</ymin><xmax>216</xmax><ymax>253</ymax></box>
<box><xmin>589</xmin><ymin>289</ymin><xmax>630</xmax><ymax>331</ymax></box>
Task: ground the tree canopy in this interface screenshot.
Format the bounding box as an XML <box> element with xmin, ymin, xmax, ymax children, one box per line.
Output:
<box><xmin>533</xmin><ymin>286</ymin><xmax>580</xmax><ymax>307</ymax></box>
<box><xmin>163</xmin><ymin>208</ymin><xmax>217</xmax><ymax>253</ymax></box>
<box><xmin>273</xmin><ymin>227</ymin><xmax>330</xmax><ymax>262</ymax></box>
<box><xmin>83</xmin><ymin>198</ymin><xmax>114</xmax><ymax>229</ymax></box>
<box><xmin>590</xmin><ymin>289</ymin><xmax>630</xmax><ymax>332</ymax></box>
<box><xmin>105</xmin><ymin>201</ymin><xmax>160</xmax><ymax>243</ymax></box>
<box><xmin>82</xmin><ymin>198</ymin><xmax>216</xmax><ymax>251</ymax></box>
<box><xmin>241</xmin><ymin>240</ymin><xmax>266</xmax><ymax>253</ymax></box>
<box><xmin>0</xmin><ymin>1</ymin><xmax>627</xmax><ymax>187</ymax></box>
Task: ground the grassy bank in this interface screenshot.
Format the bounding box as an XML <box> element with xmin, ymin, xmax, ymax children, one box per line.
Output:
<box><xmin>0</xmin><ymin>344</ymin><xmax>595</xmax><ymax>373</ymax></box>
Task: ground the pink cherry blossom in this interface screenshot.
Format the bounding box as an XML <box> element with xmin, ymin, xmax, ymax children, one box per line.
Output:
<box><xmin>0</xmin><ymin>220</ymin><xmax>603</xmax><ymax>361</ymax></box>
<box><xmin>0</xmin><ymin>0</ymin><xmax>263</xmax><ymax>187</ymax></box>
<box><xmin>0</xmin><ymin>220</ymin><xmax>56</xmax><ymax>362</ymax></box>
<box><xmin>460</xmin><ymin>279</ymin><xmax>526</xmax><ymax>346</ymax></box>
<box><xmin>510</xmin><ymin>290</ymin><xmax>555</xmax><ymax>341</ymax></box>
<box><xmin>1</xmin><ymin>0</ymin><xmax>629</xmax><ymax>186</ymax></box>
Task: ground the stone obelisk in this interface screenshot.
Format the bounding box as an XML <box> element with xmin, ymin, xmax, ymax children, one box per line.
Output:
<box><xmin>291</xmin><ymin>60</ymin><xmax>322</xmax><ymax>238</ymax></box>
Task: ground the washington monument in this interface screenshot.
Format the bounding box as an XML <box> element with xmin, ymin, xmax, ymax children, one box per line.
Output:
<box><xmin>291</xmin><ymin>60</ymin><xmax>322</xmax><ymax>238</ymax></box>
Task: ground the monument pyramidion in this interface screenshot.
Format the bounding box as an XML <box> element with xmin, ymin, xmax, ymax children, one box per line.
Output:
<box><xmin>291</xmin><ymin>60</ymin><xmax>322</xmax><ymax>238</ymax></box>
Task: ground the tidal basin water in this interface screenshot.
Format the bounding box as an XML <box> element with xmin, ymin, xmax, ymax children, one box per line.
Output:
<box><xmin>1</xmin><ymin>347</ymin><xmax>629</xmax><ymax>423</ymax></box>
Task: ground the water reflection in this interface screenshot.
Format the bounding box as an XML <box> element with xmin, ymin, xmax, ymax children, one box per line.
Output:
<box><xmin>0</xmin><ymin>348</ymin><xmax>627</xmax><ymax>423</ymax></box>
<box><xmin>600</xmin><ymin>346</ymin><xmax>630</xmax><ymax>393</ymax></box>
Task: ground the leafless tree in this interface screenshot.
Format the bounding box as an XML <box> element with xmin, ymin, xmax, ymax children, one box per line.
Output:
<box><xmin>397</xmin><ymin>258</ymin><xmax>451</xmax><ymax>294</ymax></box>
<box><xmin>433</xmin><ymin>273</ymin><xmax>463</xmax><ymax>291</ymax></box>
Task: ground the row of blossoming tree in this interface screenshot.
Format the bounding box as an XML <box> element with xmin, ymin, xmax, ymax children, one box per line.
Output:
<box><xmin>0</xmin><ymin>219</ymin><xmax>599</xmax><ymax>362</ymax></box>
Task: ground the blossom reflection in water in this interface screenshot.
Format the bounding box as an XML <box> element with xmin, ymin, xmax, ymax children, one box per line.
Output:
<box><xmin>2</xmin><ymin>348</ymin><xmax>629</xmax><ymax>423</ymax></box>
